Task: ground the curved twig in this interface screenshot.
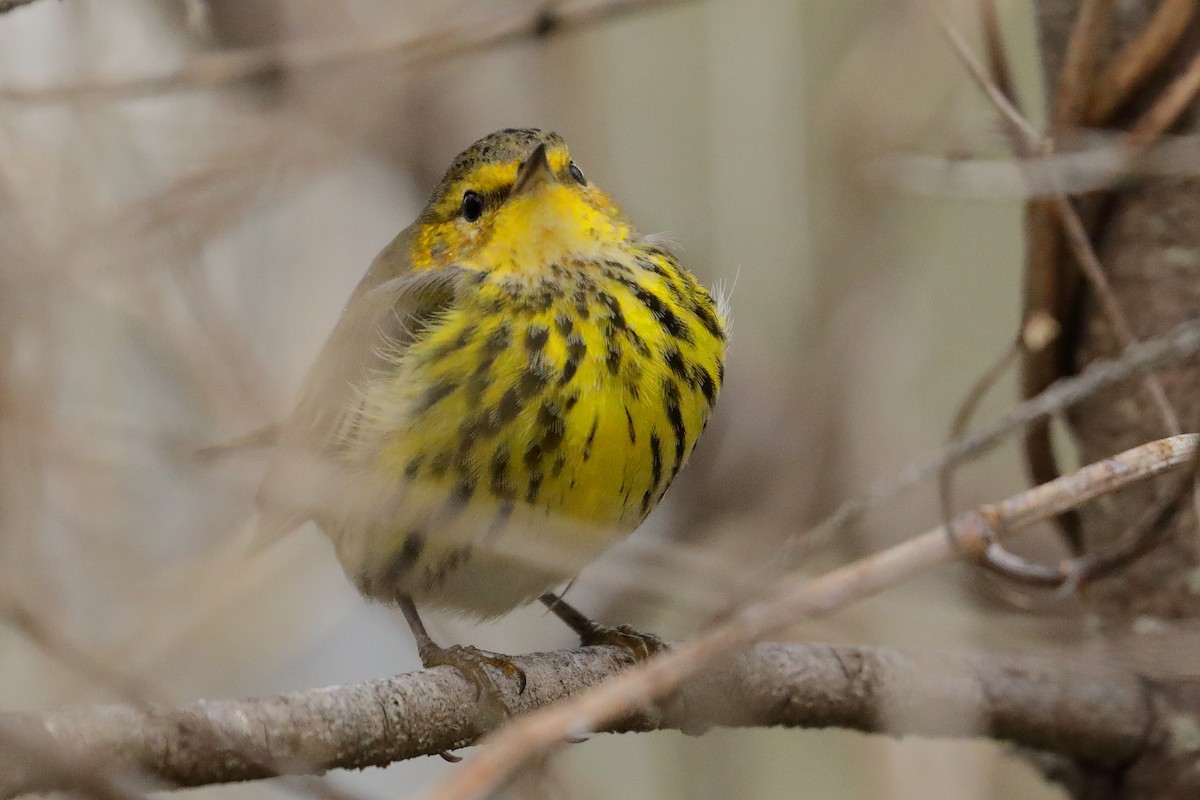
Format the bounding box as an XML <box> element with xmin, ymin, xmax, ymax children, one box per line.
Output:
<box><xmin>427</xmin><ymin>434</ymin><xmax>1197</xmax><ymax>800</ymax></box>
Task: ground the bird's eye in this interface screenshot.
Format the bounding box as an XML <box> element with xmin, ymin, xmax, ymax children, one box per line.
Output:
<box><xmin>460</xmin><ymin>190</ymin><xmax>484</xmax><ymax>222</ymax></box>
<box><xmin>568</xmin><ymin>161</ymin><xmax>586</xmax><ymax>186</ymax></box>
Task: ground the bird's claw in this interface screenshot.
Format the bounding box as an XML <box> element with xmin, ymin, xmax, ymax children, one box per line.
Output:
<box><xmin>420</xmin><ymin>643</ymin><xmax>527</xmax><ymax>722</ymax></box>
<box><xmin>580</xmin><ymin>623</ymin><xmax>667</xmax><ymax>661</ymax></box>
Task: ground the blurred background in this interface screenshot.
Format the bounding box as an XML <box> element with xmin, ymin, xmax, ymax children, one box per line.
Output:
<box><xmin>0</xmin><ymin>0</ymin><xmax>1071</xmax><ymax>797</ymax></box>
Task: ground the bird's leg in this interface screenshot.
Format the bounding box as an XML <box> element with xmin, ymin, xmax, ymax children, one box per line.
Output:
<box><xmin>540</xmin><ymin>594</ymin><xmax>701</xmax><ymax>735</ymax></box>
<box><xmin>539</xmin><ymin>592</ymin><xmax>666</xmax><ymax>660</ymax></box>
<box><xmin>397</xmin><ymin>594</ymin><xmax>526</xmax><ymax>722</ymax></box>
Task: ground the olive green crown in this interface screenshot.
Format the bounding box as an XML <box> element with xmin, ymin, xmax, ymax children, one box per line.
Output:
<box><xmin>426</xmin><ymin>128</ymin><xmax>565</xmax><ymax>204</ymax></box>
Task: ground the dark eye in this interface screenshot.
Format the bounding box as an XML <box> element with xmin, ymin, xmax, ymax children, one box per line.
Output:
<box><xmin>568</xmin><ymin>161</ymin><xmax>586</xmax><ymax>186</ymax></box>
<box><xmin>460</xmin><ymin>190</ymin><xmax>484</xmax><ymax>222</ymax></box>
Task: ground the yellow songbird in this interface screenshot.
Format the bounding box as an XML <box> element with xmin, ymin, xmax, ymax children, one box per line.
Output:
<box><xmin>258</xmin><ymin>128</ymin><xmax>726</xmax><ymax>699</ymax></box>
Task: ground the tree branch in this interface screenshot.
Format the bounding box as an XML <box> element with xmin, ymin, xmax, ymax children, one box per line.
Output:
<box><xmin>0</xmin><ymin>640</ymin><xmax>1157</xmax><ymax>798</ymax></box>
<box><xmin>0</xmin><ymin>0</ymin><xmax>697</xmax><ymax>103</ymax></box>
<box><xmin>0</xmin><ymin>0</ymin><xmax>44</xmax><ymax>14</ymax></box>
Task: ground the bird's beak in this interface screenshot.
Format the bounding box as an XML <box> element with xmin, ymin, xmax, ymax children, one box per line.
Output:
<box><xmin>511</xmin><ymin>143</ymin><xmax>556</xmax><ymax>197</ymax></box>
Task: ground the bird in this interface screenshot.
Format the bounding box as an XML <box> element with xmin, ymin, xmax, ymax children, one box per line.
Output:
<box><xmin>257</xmin><ymin>128</ymin><xmax>726</xmax><ymax>706</ymax></box>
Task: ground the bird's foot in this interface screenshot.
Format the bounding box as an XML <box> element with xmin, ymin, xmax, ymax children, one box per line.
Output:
<box><xmin>578</xmin><ymin>622</ymin><xmax>667</xmax><ymax>661</ymax></box>
<box><xmin>418</xmin><ymin>642</ymin><xmax>527</xmax><ymax>721</ymax></box>
<box><xmin>540</xmin><ymin>593</ymin><xmax>666</xmax><ymax>661</ymax></box>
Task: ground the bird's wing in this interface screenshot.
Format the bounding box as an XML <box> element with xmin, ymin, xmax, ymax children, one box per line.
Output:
<box><xmin>255</xmin><ymin>260</ymin><xmax>467</xmax><ymax>545</ymax></box>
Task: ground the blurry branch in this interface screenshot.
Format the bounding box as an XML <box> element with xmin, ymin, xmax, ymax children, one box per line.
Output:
<box><xmin>1051</xmin><ymin>0</ymin><xmax>1110</xmax><ymax>130</ymax></box>
<box><xmin>1087</xmin><ymin>0</ymin><xmax>1197</xmax><ymax>124</ymax></box>
<box><xmin>0</xmin><ymin>0</ymin><xmax>696</xmax><ymax>103</ymax></box>
<box><xmin>931</xmin><ymin>0</ymin><xmax>1187</xmax><ymax>439</ymax></box>
<box><xmin>0</xmin><ymin>723</ymin><xmax>151</xmax><ymax>800</ymax></box>
<box><xmin>0</xmin><ymin>597</ymin><xmax>371</xmax><ymax>800</ymax></box>
<box><xmin>798</xmin><ymin>315</ymin><xmax>1200</xmax><ymax>558</ymax></box>
<box><xmin>428</xmin><ymin>434</ymin><xmax>1196</xmax><ymax>800</ymax></box>
<box><xmin>0</xmin><ymin>0</ymin><xmax>41</xmax><ymax>14</ymax></box>
<box><xmin>978</xmin><ymin>0</ymin><xmax>1019</xmax><ymax>108</ymax></box>
<box><xmin>0</xmin><ymin>639</ymin><xmax>1156</xmax><ymax>798</ymax></box>
<box><xmin>929</xmin><ymin>0</ymin><xmax>1200</xmax><ymax>570</ymax></box>
<box><xmin>871</xmin><ymin>133</ymin><xmax>1200</xmax><ymax>198</ymax></box>
<box><xmin>0</xmin><ymin>600</ymin><xmax>155</xmax><ymax>706</ymax></box>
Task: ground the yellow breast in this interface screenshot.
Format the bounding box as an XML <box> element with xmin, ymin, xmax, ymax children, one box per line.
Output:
<box><xmin>340</xmin><ymin>244</ymin><xmax>725</xmax><ymax>615</ymax></box>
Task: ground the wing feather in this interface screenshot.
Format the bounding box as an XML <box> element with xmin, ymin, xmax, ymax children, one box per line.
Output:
<box><xmin>256</xmin><ymin>253</ymin><xmax>466</xmax><ymax>545</ymax></box>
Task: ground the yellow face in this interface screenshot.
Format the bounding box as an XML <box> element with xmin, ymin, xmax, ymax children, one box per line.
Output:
<box><xmin>407</xmin><ymin>129</ymin><xmax>633</xmax><ymax>274</ymax></box>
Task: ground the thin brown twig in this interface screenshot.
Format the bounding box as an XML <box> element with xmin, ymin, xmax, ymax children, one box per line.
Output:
<box><xmin>1128</xmin><ymin>47</ymin><xmax>1200</xmax><ymax>145</ymax></box>
<box><xmin>1049</xmin><ymin>192</ymin><xmax>1182</xmax><ymax>435</ymax></box>
<box><xmin>1023</xmin><ymin>0</ymin><xmax>1113</xmax><ymax>555</ymax></box>
<box><xmin>1076</xmin><ymin>443</ymin><xmax>1200</xmax><ymax>581</ymax></box>
<box><xmin>939</xmin><ymin>337</ymin><xmax>1022</xmax><ymax>530</ymax></box>
<box><xmin>923</xmin><ymin>1</ymin><xmax>1042</xmax><ymax>146</ymax></box>
<box><xmin>939</xmin><ymin>5</ymin><xmax>1027</xmax><ymax>540</ymax></box>
<box><xmin>1052</xmin><ymin>0</ymin><xmax>1114</xmax><ymax>127</ymax></box>
<box><xmin>973</xmin><ymin>441</ymin><xmax>1200</xmax><ymax>587</ymax></box>
<box><xmin>425</xmin><ymin>435</ymin><xmax>1197</xmax><ymax>800</ymax></box>
<box><xmin>978</xmin><ymin>0</ymin><xmax>1019</xmax><ymax>113</ymax></box>
<box><xmin>1089</xmin><ymin>0</ymin><xmax>1199</xmax><ymax>124</ymax></box>
<box><xmin>945</xmin><ymin>2</ymin><xmax>1085</xmax><ymax>554</ymax></box>
<box><xmin>0</xmin><ymin>0</ymin><xmax>697</xmax><ymax>103</ymax></box>
<box><xmin>792</xmin><ymin>315</ymin><xmax>1200</xmax><ymax>560</ymax></box>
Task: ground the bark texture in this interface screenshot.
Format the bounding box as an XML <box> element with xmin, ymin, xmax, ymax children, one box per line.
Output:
<box><xmin>0</xmin><ymin>642</ymin><xmax>1159</xmax><ymax>797</ymax></box>
<box><xmin>1031</xmin><ymin>2</ymin><xmax>1200</xmax><ymax>797</ymax></box>
<box><xmin>1037</xmin><ymin>2</ymin><xmax>1200</xmax><ymax>617</ymax></box>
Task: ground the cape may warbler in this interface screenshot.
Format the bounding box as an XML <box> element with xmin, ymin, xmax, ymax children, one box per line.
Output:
<box><xmin>258</xmin><ymin>128</ymin><xmax>726</xmax><ymax>698</ymax></box>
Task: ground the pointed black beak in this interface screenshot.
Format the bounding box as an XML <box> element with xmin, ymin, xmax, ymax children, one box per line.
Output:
<box><xmin>512</xmin><ymin>143</ymin><xmax>555</xmax><ymax>196</ymax></box>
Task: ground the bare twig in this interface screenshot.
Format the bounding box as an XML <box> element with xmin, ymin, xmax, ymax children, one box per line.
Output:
<box><xmin>973</xmin><ymin>442</ymin><xmax>1200</xmax><ymax>587</ymax></box>
<box><xmin>978</xmin><ymin>0</ymin><xmax>1020</xmax><ymax>114</ymax></box>
<box><xmin>940</xmin><ymin>5</ymin><xmax>1032</xmax><ymax>547</ymax></box>
<box><xmin>1049</xmin><ymin>192</ymin><xmax>1182</xmax><ymax>435</ymax></box>
<box><xmin>1052</xmin><ymin>0</ymin><xmax>1113</xmax><ymax>127</ymax></box>
<box><xmin>0</xmin><ymin>0</ymin><xmax>43</xmax><ymax>14</ymax></box>
<box><xmin>872</xmin><ymin>133</ymin><xmax>1200</xmax><ymax>197</ymax></box>
<box><xmin>939</xmin><ymin>337</ymin><xmax>1022</xmax><ymax>531</ymax></box>
<box><xmin>924</xmin><ymin>2</ymin><xmax>1042</xmax><ymax>145</ymax></box>
<box><xmin>799</xmin><ymin>316</ymin><xmax>1200</xmax><ymax>557</ymax></box>
<box><xmin>0</xmin><ymin>638</ymin><xmax>1154</xmax><ymax>799</ymax></box>
<box><xmin>427</xmin><ymin>434</ymin><xmax>1197</xmax><ymax>800</ymax></box>
<box><xmin>0</xmin><ymin>0</ymin><xmax>696</xmax><ymax>103</ymax></box>
<box><xmin>1088</xmin><ymin>0</ymin><xmax>1198</xmax><ymax>124</ymax></box>
<box><xmin>1128</xmin><ymin>47</ymin><xmax>1200</xmax><ymax>146</ymax></box>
